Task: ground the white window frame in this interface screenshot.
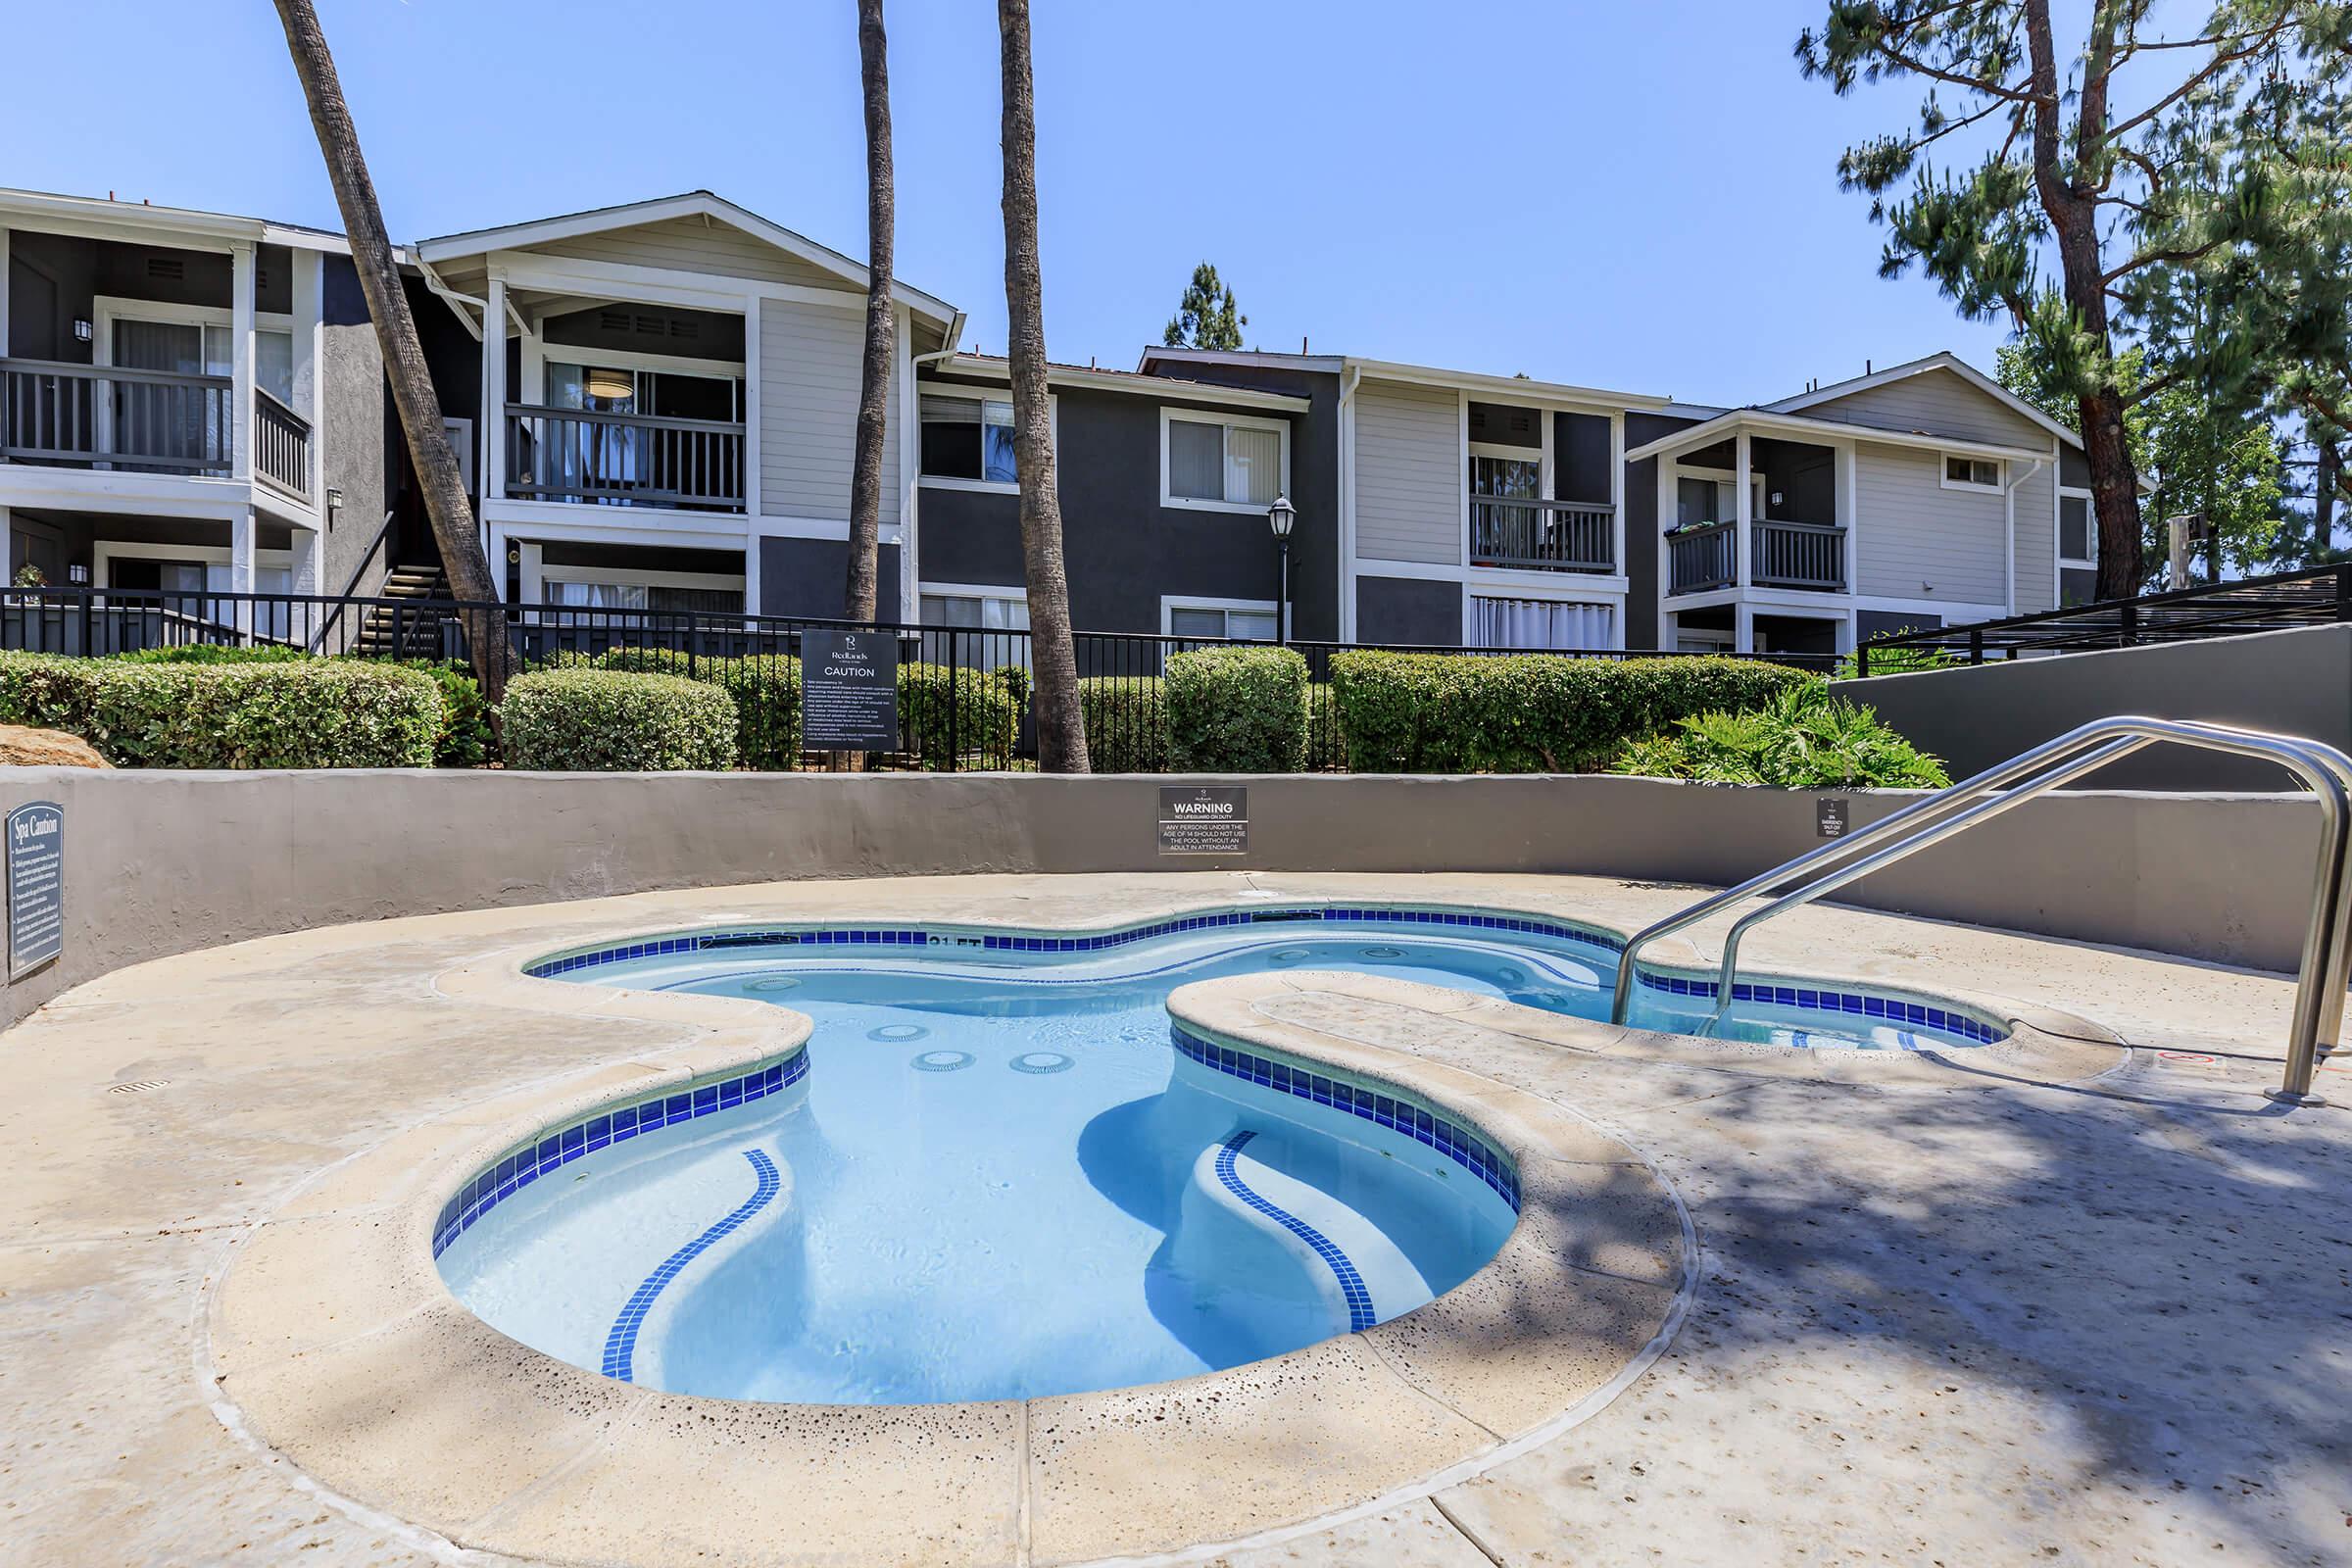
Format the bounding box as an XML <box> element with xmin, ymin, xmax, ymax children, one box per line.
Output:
<box><xmin>528</xmin><ymin>344</ymin><xmax>747</xmax><ymax>418</ymax></box>
<box><xmin>2058</xmin><ymin>485</ymin><xmax>2097</xmax><ymax>566</ymax></box>
<box><xmin>1940</xmin><ymin>452</ymin><xmax>2005</xmax><ymax>493</ymax></box>
<box><xmin>917</xmin><ymin>581</ymin><xmax>1031</xmax><ymax>623</ymax></box>
<box><xmin>1158</xmin><ymin>408</ymin><xmax>1292</xmax><ymax>514</ymax></box>
<box><xmin>1160</xmin><ymin>594</ymin><xmax>1285</xmax><ymax>641</ymax></box>
<box><xmin>914</xmin><ymin>393</ymin><xmax>1055</xmax><ymax>496</ymax></box>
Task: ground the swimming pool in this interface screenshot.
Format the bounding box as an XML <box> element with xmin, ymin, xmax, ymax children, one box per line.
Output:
<box><xmin>434</xmin><ymin>905</ymin><xmax>2001</xmax><ymax>1405</ymax></box>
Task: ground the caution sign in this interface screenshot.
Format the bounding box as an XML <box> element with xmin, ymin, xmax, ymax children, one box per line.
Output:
<box><xmin>1817</xmin><ymin>797</ymin><xmax>1850</xmax><ymax>839</ymax></box>
<box><xmin>1158</xmin><ymin>785</ymin><xmax>1248</xmax><ymax>856</ymax></box>
<box><xmin>7</xmin><ymin>801</ymin><xmax>64</xmax><ymax>980</ymax></box>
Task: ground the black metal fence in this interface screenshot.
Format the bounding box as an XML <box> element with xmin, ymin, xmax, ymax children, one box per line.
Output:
<box><xmin>1855</xmin><ymin>561</ymin><xmax>2352</xmax><ymax>673</ymax></box>
<box><xmin>0</xmin><ymin>585</ymin><xmax>1837</xmax><ymax>772</ymax></box>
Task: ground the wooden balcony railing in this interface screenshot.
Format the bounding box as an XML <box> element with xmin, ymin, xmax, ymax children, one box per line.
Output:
<box><xmin>0</xmin><ymin>358</ymin><xmax>233</xmax><ymax>474</ymax></box>
<box><xmin>505</xmin><ymin>403</ymin><xmax>746</xmax><ymax>513</ymax></box>
<box><xmin>1753</xmin><ymin>519</ymin><xmax>1846</xmax><ymax>590</ymax></box>
<box><xmin>253</xmin><ymin>387</ymin><xmax>313</xmax><ymax>500</ymax></box>
<box><xmin>1667</xmin><ymin>520</ymin><xmax>1736</xmax><ymax>593</ymax></box>
<box><xmin>1468</xmin><ymin>497</ymin><xmax>1615</xmax><ymax>572</ymax></box>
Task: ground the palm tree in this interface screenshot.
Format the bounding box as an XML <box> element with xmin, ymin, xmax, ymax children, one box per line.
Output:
<box><xmin>844</xmin><ymin>0</ymin><xmax>895</xmax><ymax>627</ymax></box>
<box><xmin>997</xmin><ymin>0</ymin><xmax>1088</xmax><ymax>772</ymax></box>
<box><xmin>270</xmin><ymin>0</ymin><xmax>511</xmax><ymax>700</ymax></box>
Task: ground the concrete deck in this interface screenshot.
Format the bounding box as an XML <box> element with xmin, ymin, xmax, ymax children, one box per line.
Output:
<box><xmin>2</xmin><ymin>871</ymin><xmax>2345</xmax><ymax>1566</ymax></box>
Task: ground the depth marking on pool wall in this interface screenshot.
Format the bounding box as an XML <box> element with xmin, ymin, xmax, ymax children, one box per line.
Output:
<box><xmin>1158</xmin><ymin>785</ymin><xmax>1249</xmax><ymax>856</ymax></box>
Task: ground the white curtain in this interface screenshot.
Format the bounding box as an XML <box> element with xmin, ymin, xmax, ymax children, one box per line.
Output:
<box><xmin>1471</xmin><ymin>596</ymin><xmax>1614</xmax><ymax>651</ymax></box>
<box><xmin>1225</xmin><ymin>425</ymin><xmax>1280</xmax><ymax>506</ymax></box>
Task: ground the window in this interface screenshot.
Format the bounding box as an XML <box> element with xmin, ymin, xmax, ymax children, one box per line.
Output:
<box><xmin>920</xmin><ymin>395</ymin><xmax>1020</xmax><ymax>486</ymax></box>
<box><xmin>919</xmin><ymin>587</ymin><xmax>1030</xmax><ymax>671</ymax></box>
<box><xmin>920</xmin><ymin>589</ymin><xmax>1029</xmax><ymax>631</ymax></box>
<box><xmin>1471</xmin><ymin>596</ymin><xmax>1614</xmax><ymax>651</ymax></box>
<box><xmin>546</xmin><ymin>578</ymin><xmax>745</xmax><ymax>616</ymax></box>
<box><xmin>1161</xmin><ymin>412</ymin><xmax>1286</xmax><ymax>511</ymax></box>
<box><xmin>1942</xmin><ymin>454</ymin><xmax>2003</xmax><ymax>491</ymax></box>
<box><xmin>2059</xmin><ymin>491</ymin><xmax>2095</xmax><ymax>564</ymax></box>
<box><xmin>1167</xmin><ymin>603</ymin><xmax>1278</xmax><ymax>642</ymax></box>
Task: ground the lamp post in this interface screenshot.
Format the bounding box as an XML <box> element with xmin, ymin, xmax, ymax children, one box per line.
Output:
<box><xmin>1267</xmin><ymin>493</ymin><xmax>1295</xmax><ymax>644</ymax></box>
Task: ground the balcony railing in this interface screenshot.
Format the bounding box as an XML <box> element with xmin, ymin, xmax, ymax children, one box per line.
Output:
<box><xmin>1753</xmin><ymin>519</ymin><xmax>1845</xmax><ymax>590</ymax></box>
<box><xmin>0</xmin><ymin>358</ymin><xmax>233</xmax><ymax>475</ymax></box>
<box><xmin>1468</xmin><ymin>497</ymin><xmax>1615</xmax><ymax>572</ymax></box>
<box><xmin>1667</xmin><ymin>520</ymin><xmax>1736</xmax><ymax>593</ymax></box>
<box><xmin>253</xmin><ymin>387</ymin><xmax>313</xmax><ymax>500</ymax></box>
<box><xmin>506</xmin><ymin>403</ymin><xmax>746</xmax><ymax>513</ymax></box>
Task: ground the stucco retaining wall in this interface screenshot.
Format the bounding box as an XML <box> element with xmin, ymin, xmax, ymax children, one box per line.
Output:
<box><xmin>0</xmin><ymin>767</ymin><xmax>2323</xmax><ymax>1025</ymax></box>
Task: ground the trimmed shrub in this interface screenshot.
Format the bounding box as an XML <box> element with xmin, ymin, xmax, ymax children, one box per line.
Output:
<box><xmin>593</xmin><ymin>647</ymin><xmax>802</xmax><ymax>769</ymax></box>
<box><xmin>0</xmin><ymin>652</ymin><xmax>439</xmax><ymax>767</ymax></box>
<box><xmin>1611</xmin><ymin>681</ymin><xmax>1950</xmax><ymax>788</ymax></box>
<box><xmin>112</xmin><ymin>643</ymin><xmax>306</xmax><ymax>665</ymax></box>
<box><xmin>499</xmin><ymin>668</ymin><xmax>736</xmax><ymax>771</ymax></box>
<box><xmin>1328</xmin><ymin>652</ymin><xmax>1809</xmax><ymax>773</ymax></box>
<box><xmin>1080</xmin><ymin>675</ymin><xmax>1164</xmax><ymax>772</ymax></box>
<box><xmin>1163</xmin><ymin>644</ymin><xmax>1308</xmax><ymax>773</ymax></box>
<box><xmin>898</xmin><ymin>662</ymin><xmax>1024</xmax><ymax>769</ymax></box>
<box><xmin>107</xmin><ymin>646</ymin><xmax>490</xmax><ymax>767</ymax></box>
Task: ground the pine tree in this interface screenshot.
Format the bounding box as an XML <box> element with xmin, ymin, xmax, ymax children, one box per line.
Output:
<box><xmin>1162</xmin><ymin>263</ymin><xmax>1247</xmax><ymax>351</ymax></box>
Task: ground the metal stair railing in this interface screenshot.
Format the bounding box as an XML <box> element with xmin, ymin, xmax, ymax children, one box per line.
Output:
<box><xmin>1608</xmin><ymin>716</ymin><xmax>2352</xmax><ymax>1106</ymax></box>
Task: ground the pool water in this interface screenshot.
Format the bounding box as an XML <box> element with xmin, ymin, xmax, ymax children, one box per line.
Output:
<box><xmin>438</xmin><ymin>913</ymin><xmax>1995</xmax><ymax>1404</ymax></box>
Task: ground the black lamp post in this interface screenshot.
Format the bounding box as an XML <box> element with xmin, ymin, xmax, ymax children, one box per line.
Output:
<box><xmin>1267</xmin><ymin>493</ymin><xmax>1295</xmax><ymax>644</ymax></box>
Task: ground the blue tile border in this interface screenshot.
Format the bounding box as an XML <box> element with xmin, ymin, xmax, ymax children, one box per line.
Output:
<box><xmin>522</xmin><ymin>905</ymin><xmax>2006</xmax><ymax>1050</ymax></box>
<box><xmin>1213</xmin><ymin>1131</ymin><xmax>1374</xmax><ymax>1332</ymax></box>
<box><xmin>602</xmin><ymin>1148</ymin><xmax>781</xmax><ymax>1383</ymax></box>
<box><xmin>1172</xmin><ymin>1024</ymin><xmax>1522</xmax><ymax>1212</ymax></box>
<box><xmin>429</xmin><ymin>1045</ymin><xmax>808</xmax><ymax>1260</ymax></box>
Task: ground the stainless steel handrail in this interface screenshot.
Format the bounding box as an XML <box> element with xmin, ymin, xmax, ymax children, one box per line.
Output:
<box><xmin>1609</xmin><ymin>715</ymin><xmax>2352</xmax><ymax>1106</ymax></box>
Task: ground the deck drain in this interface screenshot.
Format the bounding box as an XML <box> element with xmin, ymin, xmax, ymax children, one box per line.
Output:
<box><xmin>106</xmin><ymin>1079</ymin><xmax>170</xmax><ymax>1096</ymax></box>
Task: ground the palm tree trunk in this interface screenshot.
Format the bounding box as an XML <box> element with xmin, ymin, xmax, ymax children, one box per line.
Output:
<box><xmin>998</xmin><ymin>0</ymin><xmax>1088</xmax><ymax>773</ymax></box>
<box><xmin>845</xmin><ymin>0</ymin><xmax>895</xmax><ymax>626</ymax></box>
<box><xmin>270</xmin><ymin>0</ymin><xmax>512</xmax><ymax>701</ymax></box>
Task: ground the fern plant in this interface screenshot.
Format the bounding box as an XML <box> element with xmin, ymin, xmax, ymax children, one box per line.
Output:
<box><xmin>1609</xmin><ymin>682</ymin><xmax>1949</xmax><ymax>789</ymax></box>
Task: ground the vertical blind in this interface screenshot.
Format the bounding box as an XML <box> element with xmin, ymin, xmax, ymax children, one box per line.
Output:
<box><xmin>1169</xmin><ymin>417</ymin><xmax>1280</xmax><ymax>506</ymax></box>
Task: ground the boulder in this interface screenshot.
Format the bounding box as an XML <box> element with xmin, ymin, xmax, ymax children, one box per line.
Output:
<box><xmin>0</xmin><ymin>725</ymin><xmax>111</xmax><ymax>769</ymax></box>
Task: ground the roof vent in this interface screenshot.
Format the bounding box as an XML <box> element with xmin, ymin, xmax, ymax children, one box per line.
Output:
<box><xmin>598</xmin><ymin>309</ymin><xmax>631</xmax><ymax>333</ymax></box>
<box><xmin>146</xmin><ymin>257</ymin><xmax>184</xmax><ymax>282</ymax></box>
<box><xmin>634</xmin><ymin>314</ymin><xmax>662</xmax><ymax>336</ymax></box>
<box><xmin>667</xmin><ymin>318</ymin><xmax>698</xmax><ymax>341</ymax></box>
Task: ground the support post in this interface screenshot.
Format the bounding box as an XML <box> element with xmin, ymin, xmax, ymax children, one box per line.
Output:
<box><xmin>484</xmin><ymin>273</ymin><xmax>509</xmax><ymax>504</ymax></box>
<box><xmin>230</xmin><ymin>508</ymin><xmax>257</xmax><ymax>641</ymax></box>
<box><xmin>229</xmin><ymin>243</ymin><xmax>256</xmax><ymax>482</ymax></box>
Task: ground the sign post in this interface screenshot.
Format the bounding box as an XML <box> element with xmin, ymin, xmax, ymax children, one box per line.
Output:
<box><xmin>1157</xmin><ymin>785</ymin><xmax>1249</xmax><ymax>857</ymax></box>
<box><xmin>800</xmin><ymin>630</ymin><xmax>901</xmax><ymax>754</ymax></box>
<box><xmin>7</xmin><ymin>801</ymin><xmax>64</xmax><ymax>981</ymax></box>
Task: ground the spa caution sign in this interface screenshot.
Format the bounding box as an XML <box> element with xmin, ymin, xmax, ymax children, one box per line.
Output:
<box><xmin>7</xmin><ymin>801</ymin><xmax>63</xmax><ymax>981</ymax></box>
<box><xmin>1158</xmin><ymin>785</ymin><xmax>1248</xmax><ymax>857</ymax></box>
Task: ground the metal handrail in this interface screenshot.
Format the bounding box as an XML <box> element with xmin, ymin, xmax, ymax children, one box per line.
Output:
<box><xmin>1609</xmin><ymin>715</ymin><xmax>2352</xmax><ymax>1106</ymax></box>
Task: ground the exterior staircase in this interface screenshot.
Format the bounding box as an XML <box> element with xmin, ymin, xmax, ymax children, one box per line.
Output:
<box><xmin>353</xmin><ymin>563</ymin><xmax>452</xmax><ymax>659</ymax></box>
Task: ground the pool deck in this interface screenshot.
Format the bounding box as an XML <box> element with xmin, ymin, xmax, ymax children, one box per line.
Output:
<box><xmin>2</xmin><ymin>870</ymin><xmax>2346</xmax><ymax>1566</ymax></box>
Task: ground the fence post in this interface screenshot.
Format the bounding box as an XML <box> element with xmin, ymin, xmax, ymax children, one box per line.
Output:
<box><xmin>2337</xmin><ymin>564</ymin><xmax>2351</xmax><ymax>622</ymax></box>
<box><xmin>1968</xmin><ymin>629</ymin><xmax>1983</xmax><ymax>665</ymax></box>
<box><xmin>1855</xmin><ymin>642</ymin><xmax>1870</xmax><ymax>679</ymax></box>
<box><xmin>2119</xmin><ymin>599</ymin><xmax>2139</xmax><ymax>647</ymax></box>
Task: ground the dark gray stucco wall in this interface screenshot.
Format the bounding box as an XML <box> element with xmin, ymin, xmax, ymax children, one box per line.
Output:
<box><xmin>1622</xmin><ymin>412</ymin><xmax>1706</xmax><ymax>650</ymax></box>
<box><xmin>1838</xmin><ymin>623</ymin><xmax>2352</xmax><ymax>790</ymax></box>
<box><xmin>1355</xmin><ymin>575</ymin><xmax>1463</xmax><ymax>646</ymax></box>
<box><xmin>1555</xmin><ymin>413</ymin><xmax>1612</xmax><ymax>505</ymax></box>
<box><xmin>760</xmin><ymin>537</ymin><xmax>900</xmax><ymax>622</ymax></box>
<box><xmin>0</xmin><ymin>767</ymin><xmax>2324</xmax><ymax>1027</ymax></box>
<box><xmin>915</xmin><ymin>373</ymin><xmax>1336</xmax><ymax>638</ymax></box>
<box><xmin>317</xmin><ymin>257</ymin><xmax>388</xmax><ymax>597</ymax></box>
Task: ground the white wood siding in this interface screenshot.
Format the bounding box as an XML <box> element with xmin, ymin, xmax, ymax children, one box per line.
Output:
<box><xmin>1854</xmin><ymin>440</ymin><xmax>2008</xmax><ymax>606</ymax></box>
<box><xmin>1804</xmin><ymin>368</ymin><xmax>2047</xmax><ymax>449</ymax></box>
<box><xmin>2011</xmin><ymin>460</ymin><xmax>2056</xmax><ymax>613</ymax></box>
<box><xmin>533</xmin><ymin>217</ymin><xmax>853</xmax><ymax>293</ymax></box>
<box><xmin>761</xmin><ymin>299</ymin><xmax>894</xmax><ymax>523</ymax></box>
<box><xmin>1354</xmin><ymin>378</ymin><xmax>1460</xmax><ymax>565</ymax></box>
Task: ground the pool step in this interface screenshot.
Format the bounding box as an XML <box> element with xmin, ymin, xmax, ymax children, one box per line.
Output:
<box><xmin>1189</xmin><ymin>1129</ymin><xmax>1435</xmax><ymax>1334</ymax></box>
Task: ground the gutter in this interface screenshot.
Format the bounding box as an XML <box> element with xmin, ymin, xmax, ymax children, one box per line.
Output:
<box><xmin>912</xmin><ymin>311</ymin><xmax>967</xmax><ymax>370</ymax></box>
<box><xmin>412</xmin><ymin>251</ymin><xmax>487</xmax><ymax>342</ymax></box>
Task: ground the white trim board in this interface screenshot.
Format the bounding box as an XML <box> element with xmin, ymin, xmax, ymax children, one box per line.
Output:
<box><xmin>1157</xmin><ymin>407</ymin><xmax>1292</xmax><ymax>514</ymax></box>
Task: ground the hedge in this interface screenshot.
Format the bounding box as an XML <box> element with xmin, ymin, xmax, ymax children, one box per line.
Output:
<box><xmin>0</xmin><ymin>651</ymin><xmax>440</xmax><ymax>768</ymax></box>
<box><xmin>110</xmin><ymin>645</ymin><xmax>490</xmax><ymax>767</ymax></box>
<box><xmin>1079</xmin><ymin>676</ymin><xmax>1165</xmax><ymax>772</ymax></box>
<box><xmin>1327</xmin><ymin>652</ymin><xmax>1810</xmax><ymax>773</ymax></box>
<box><xmin>499</xmin><ymin>667</ymin><xmax>737</xmax><ymax>771</ymax></box>
<box><xmin>1162</xmin><ymin>645</ymin><xmax>1309</xmax><ymax>772</ymax></box>
<box><xmin>593</xmin><ymin>647</ymin><xmax>801</xmax><ymax>769</ymax></box>
<box><xmin>898</xmin><ymin>662</ymin><xmax>1025</xmax><ymax>769</ymax></box>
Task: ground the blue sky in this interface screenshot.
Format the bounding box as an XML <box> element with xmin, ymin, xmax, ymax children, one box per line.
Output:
<box><xmin>8</xmin><ymin>1</ymin><xmax>2022</xmax><ymax>406</ymax></box>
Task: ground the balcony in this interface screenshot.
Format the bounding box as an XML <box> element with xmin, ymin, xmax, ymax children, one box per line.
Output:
<box><xmin>1469</xmin><ymin>497</ymin><xmax>1616</xmax><ymax>573</ymax></box>
<box><xmin>253</xmin><ymin>387</ymin><xmax>313</xmax><ymax>499</ymax></box>
<box><xmin>505</xmin><ymin>403</ymin><xmax>746</xmax><ymax>514</ymax></box>
<box><xmin>1</xmin><ymin>359</ymin><xmax>234</xmax><ymax>475</ymax></box>
<box><xmin>1668</xmin><ymin>518</ymin><xmax>1846</xmax><ymax>595</ymax></box>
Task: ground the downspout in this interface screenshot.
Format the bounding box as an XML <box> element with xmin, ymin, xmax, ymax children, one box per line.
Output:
<box><xmin>2003</xmin><ymin>456</ymin><xmax>2046</xmax><ymax>615</ymax></box>
<box><xmin>912</xmin><ymin>310</ymin><xmax>967</xmax><ymax>371</ymax></box>
<box><xmin>411</xmin><ymin>251</ymin><xmax>486</xmax><ymax>341</ymax></box>
<box><xmin>906</xmin><ymin>312</ymin><xmax>965</xmax><ymax>623</ymax></box>
<box><xmin>1339</xmin><ymin>363</ymin><xmax>1362</xmax><ymax>642</ymax></box>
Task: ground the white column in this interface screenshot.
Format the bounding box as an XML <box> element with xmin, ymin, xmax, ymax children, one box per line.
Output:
<box><xmin>895</xmin><ymin>303</ymin><xmax>916</xmax><ymax>623</ymax></box>
<box><xmin>1654</xmin><ymin>457</ymin><xmax>1674</xmax><ymax>646</ymax></box>
<box><xmin>230</xmin><ymin>508</ymin><xmax>257</xmax><ymax>639</ymax></box>
<box><xmin>742</xmin><ymin>295</ymin><xmax>763</xmax><ymax>520</ymax></box>
<box><xmin>1733</xmin><ymin>428</ymin><xmax>1752</xmax><ymax>591</ymax></box>
<box><xmin>1836</xmin><ymin>440</ymin><xmax>1859</xmax><ymax>595</ymax></box>
<box><xmin>484</xmin><ymin>272</ymin><xmax>508</xmax><ymax>502</ymax></box>
<box><xmin>516</xmin><ymin>537</ymin><xmax>542</xmax><ymax>604</ymax></box>
<box><xmin>1608</xmin><ymin>411</ymin><xmax>1626</xmax><ymax>583</ymax></box>
<box><xmin>0</xmin><ymin>507</ymin><xmax>13</xmax><ymax>584</ymax></box>
<box><xmin>229</xmin><ymin>243</ymin><xmax>256</xmax><ymax>481</ymax></box>
<box><xmin>0</xmin><ymin>226</ymin><xmax>12</xmax><ymax>363</ymax></box>
<box><xmin>1734</xmin><ymin>601</ymin><xmax>1754</xmax><ymax>655</ymax></box>
<box><xmin>743</xmin><ymin>533</ymin><xmax>763</xmax><ymax>617</ymax></box>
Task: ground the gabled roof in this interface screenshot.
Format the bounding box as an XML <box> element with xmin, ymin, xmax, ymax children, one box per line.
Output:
<box><xmin>1765</xmin><ymin>351</ymin><xmax>2083</xmax><ymax>452</ymax></box>
<box><xmin>0</xmin><ymin>185</ymin><xmax>360</xmax><ymax>255</ymax></box>
<box><xmin>1139</xmin><ymin>345</ymin><xmax>1672</xmax><ymax>413</ymax></box>
<box><xmin>928</xmin><ymin>353</ymin><xmax>1311</xmax><ymax>413</ymax></box>
<box><xmin>413</xmin><ymin>190</ymin><xmax>956</xmax><ymax>326</ymax></box>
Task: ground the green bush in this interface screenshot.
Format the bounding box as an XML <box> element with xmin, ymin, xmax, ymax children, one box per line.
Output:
<box><xmin>1328</xmin><ymin>651</ymin><xmax>1809</xmax><ymax>773</ymax></box>
<box><xmin>897</xmin><ymin>662</ymin><xmax>1024</xmax><ymax>769</ymax></box>
<box><xmin>1080</xmin><ymin>675</ymin><xmax>1164</xmax><ymax>772</ymax></box>
<box><xmin>0</xmin><ymin>652</ymin><xmax>439</xmax><ymax>767</ymax></box>
<box><xmin>106</xmin><ymin>646</ymin><xmax>490</xmax><ymax>767</ymax></box>
<box><xmin>112</xmin><ymin>643</ymin><xmax>306</xmax><ymax>665</ymax></box>
<box><xmin>499</xmin><ymin>667</ymin><xmax>736</xmax><ymax>771</ymax></box>
<box><xmin>1610</xmin><ymin>682</ymin><xmax>1950</xmax><ymax>788</ymax></box>
<box><xmin>1304</xmin><ymin>684</ymin><xmax>1344</xmax><ymax>772</ymax></box>
<box><xmin>593</xmin><ymin>647</ymin><xmax>802</xmax><ymax>769</ymax></box>
<box><xmin>1162</xmin><ymin>645</ymin><xmax>1308</xmax><ymax>772</ymax></box>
